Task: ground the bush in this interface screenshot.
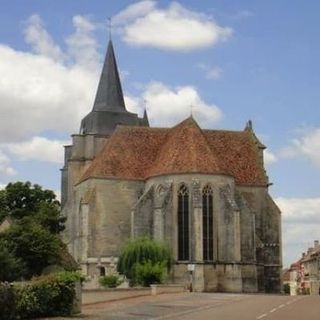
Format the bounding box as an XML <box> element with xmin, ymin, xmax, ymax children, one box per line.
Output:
<box><xmin>0</xmin><ymin>241</ymin><xmax>26</xmax><ymax>282</ymax></box>
<box><xmin>117</xmin><ymin>237</ymin><xmax>172</xmax><ymax>283</ymax></box>
<box><xmin>283</xmin><ymin>283</ymin><xmax>290</xmax><ymax>295</ymax></box>
<box><xmin>0</xmin><ymin>272</ymin><xmax>82</xmax><ymax>319</ymax></box>
<box><xmin>132</xmin><ymin>260</ymin><xmax>166</xmax><ymax>286</ymax></box>
<box><xmin>0</xmin><ymin>282</ymin><xmax>16</xmax><ymax>320</ymax></box>
<box><xmin>2</xmin><ymin>221</ymin><xmax>63</xmax><ymax>278</ymax></box>
<box><xmin>99</xmin><ymin>274</ymin><xmax>123</xmax><ymax>288</ymax></box>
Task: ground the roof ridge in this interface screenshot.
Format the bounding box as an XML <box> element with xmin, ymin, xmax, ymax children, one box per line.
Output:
<box><xmin>147</xmin><ymin>116</ymin><xmax>223</xmax><ymax>177</ymax></box>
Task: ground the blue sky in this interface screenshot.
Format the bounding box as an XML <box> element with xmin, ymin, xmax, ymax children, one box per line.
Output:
<box><xmin>0</xmin><ymin>1</ymin><xmax>320</xmax><ymax>267</ymax></box>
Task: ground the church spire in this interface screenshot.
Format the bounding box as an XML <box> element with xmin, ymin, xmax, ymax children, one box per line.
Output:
<box><xmin>143</xmin><ymin>109</ymin><xmax>149</xmax><ymax>126</ymax></box>
<box><xmin>80</xmin><ymin>37</ymin><xmax>149</xmax><ymax>135</ymax></box>
<box><xmin>92</xmin><ymin>40</ymin><xmax>126</xmax><ymax>112</ymax></box>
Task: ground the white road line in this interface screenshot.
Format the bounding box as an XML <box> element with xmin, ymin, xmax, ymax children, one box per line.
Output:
<box><xmin>279</xmin><ymin>304</ymin><xmax>285</xmax><ymax>308</ymax></box>
<box><xmin>257</xmin><ymin>314</ymin><xmax>267</xmax><ymax>319</ymax></box>
<box><xmin>286</xmin><ymin>301</ymin><xmax>291</xmax><ymax>305</ymax></box>
<box><xmin>270</xmin><ymin>308</ymin><xmax>277</xmax><ymax>313</ymax></box>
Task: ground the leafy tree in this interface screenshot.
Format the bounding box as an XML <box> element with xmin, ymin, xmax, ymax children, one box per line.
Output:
<box><xmin>117</xmin><ymin>237</ymin><xmax>172</xmax><ymax>285</ymax></box>
<box><xmin>1</xmin><ymin>220</ymin><xmax>63</xmax><ymax>278</ymax></box>
<box><xmin>0</xmin><ymin>181</ymin><xmax>65</xmax><ymax>233</ymax></box>
<box><xmin>0</xmin><ymin>181</ymin><xmax>74</xmax><ymax>281</ymax></box>
<box><xmin>0</xmin><ymin>240</ymin><xmax>26</xmax><ymax>282</ymax></box>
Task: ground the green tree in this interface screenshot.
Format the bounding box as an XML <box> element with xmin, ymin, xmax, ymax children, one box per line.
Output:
<box><xmin>0</xmin><ymin>181</ymin><xmax>75</xmax><ymax>281</ymax></box>
<box><xmin>1</xmin><ymin>220</ymin><xmax>63</xmax><ymax>278</ymax></box>
<box><xmin>0</xmin><ymin>181</ymin><xmax>65</xmax><ymax>233</ymax></box>
<box><xmin>117</xmin><ymin>237</ymin><xmax>172</xmax><ymax>285</ymax></box>
<box><xmin>0</xmin><ymin>241</ymin><xmax>26</xmax><ymax>282</ymax></box>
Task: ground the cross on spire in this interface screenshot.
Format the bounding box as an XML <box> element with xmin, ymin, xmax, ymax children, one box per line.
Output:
<box><xmin>143</xmin><ymin>99</ymin><xmax>148</xmax><ymax>111</ymax></box>
<box><xmin>190</xmin><ymin>104</ymin><xmax>194</xmax><ymax>117</ymax></box>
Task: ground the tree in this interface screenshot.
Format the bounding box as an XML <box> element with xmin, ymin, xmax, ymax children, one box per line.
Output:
<box><xmin>0</xmin><ymin>241</ymin><xmax>26</xmax><ymax>282</ymax></box>
<box><xmin>1</xmin><ymin>220</ymin><xmax>63</xmax><ymax>278</ymax></box>
<box><xmin>117</xmin><ymin>237</ymin><xmax>172</xmax><ymax>286</ymax></box>
<box><xmin>0</xmin><ymin>181</ymin><xmax>65</xmax><ymax>233</ymax></box>
<box><xmin>0</xmin><ymin>181</ymin><xmax>71</xmax><ymax>280</ymax></box>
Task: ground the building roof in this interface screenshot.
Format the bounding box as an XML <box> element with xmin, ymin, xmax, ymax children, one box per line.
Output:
<box><xmin>301</xmin><ymin>246</ymin><xmax>320</xmax><ymax>263</ymax></box>
<box><xmin>79</xmin><ymin>116</ymin><xmax>268</xmax><ymax>186</ymax></box>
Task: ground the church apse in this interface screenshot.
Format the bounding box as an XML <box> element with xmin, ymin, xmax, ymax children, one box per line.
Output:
<box><xmin>61</xmin><ymin>36</ymin><xmax>281</xmax><ymax>293</ymax></box>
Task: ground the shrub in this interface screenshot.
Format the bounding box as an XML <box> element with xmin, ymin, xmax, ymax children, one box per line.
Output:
<box><xmin>132</xmin><ymin>260</ymin><xmax>166</xmax><ymax>286</ymax></box>
<box><xmin>117</xmin><ymin>237</ymin><xmax>172</xmax><ymax>282</ymax></box>
<box><xmin>117</xmin><ymin>238</ymin><xmax>172</xmax><ymax>286</ymax></box>
<box><xmin>14</xmin><ymin>271</ymin><xmax>82</xmax><ymax>319</ymax></box>
<box><xmin>0</xmin><ymin>282</ymin><xmax>16</xmax><ymax>320</ymax></box>
<box><xmin>0</xmin><ymin>241</ymin><xmax>26</xmax><ymax>282</ymax></box>
<box><xmin>283</xmin><ymin>283</ymin><xmax>290</xmax><ymax>295</ymax></box>
<box><xmin>99</xmin><ymin>274</ymin><xmax>123</xmax><ymax>288</ymax></box>
<box><xmin>3</xmin><ymin>221</ymin><xmax>63</xmax><ymax>278</ymax></box>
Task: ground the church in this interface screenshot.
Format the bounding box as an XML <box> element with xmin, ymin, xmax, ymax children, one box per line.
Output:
<box><xmin>61</xmin><ymin>39</ymin><xmax>282</xmax><ymax>293</ymax></box>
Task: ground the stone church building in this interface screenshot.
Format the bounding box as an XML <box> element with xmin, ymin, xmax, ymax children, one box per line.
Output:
<box><xmin>61</xmin><ymin>39</ymin><xmax>282</xmax><ymax>293</ymax></box>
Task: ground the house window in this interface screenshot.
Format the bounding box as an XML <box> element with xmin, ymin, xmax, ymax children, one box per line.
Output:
<box><xmin>178</xmin><ymin>184</ymin><xmax>189</xmax><ymax>260</ymax></box>
<box><xmin>202</xmin><ymin>185</ymin><xmax>213</xmax><ymax>261</ymax></box>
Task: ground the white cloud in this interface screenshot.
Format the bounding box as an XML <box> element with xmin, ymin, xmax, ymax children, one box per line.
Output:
<box><xmin>275</xmin><ymin>197</ymin><xmax>320</xmax><ymax>266</ymax></box>
<box><xmin>264</xmin><ymin>150</ymin><xmax>277</xmax><ymax>165</ymax></box>
<box><xmin>126</xmin><ymin>81</ymin><xmax>222</xmax><ymax>127</ymax></box>
<box><xmin>24</xmin><ymin>14</ymin><xmax>64</xmax><ymax>62</ymax></box>
<box><xmin>280</xmin><ymin>128</ymin><xmax>320</xmax><ymax>168</ymax></box>
<box><xmin>0</xmin><ymin>15</ymin><xmax>99</xmax><ymax>143</ymax></box>
<box><xmin>276</xmin><ymin>197</ymin><xmax>320</xmax><ymax>224</ymax></box>
<box><xmin>54</xmin><ymin>189</ymin><xmax>61</xmax><ymax>201</ymax></box>
<box><xmin>112</xmin><ymin>0</ymin><xmax>156</xmax><ymax>25</ymax></box>
<box><xmin>5</xmin><ymin>136</ymin><xmax>70</xmax><ymax>164</ymax></box>
<box><xmin>0</xmin><ymin>13</ymin><xmax>223</xmax><ymax>173</ymax></box>
<box><xmin>114</xmin><ymin>1</ymin><xmax>232</xmax><ymax>51</ymax></box>
<box><xmin>66</xmin><ymin>15</ymin><xmax>100</xmax><ymax>71</ymax></box>
<box><xmin>206</xmin><ymin>66</ymin><xmax>223</xmax><ymax>80</ymax></box>
<box><xmin>0</xmin><ymin>150</ymin><xmax>16</xmax><ymax>176</ymax></box>
<box><xmin>198</xmin><ymin>64</ymin><xmax>223</xmax><ymax>80</ymax></box>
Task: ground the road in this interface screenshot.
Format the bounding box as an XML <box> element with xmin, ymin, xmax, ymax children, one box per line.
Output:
<box><xmin>66</xmin><ymin>292</ymin><xmax>320</xmax><ymax>320</ymax></box>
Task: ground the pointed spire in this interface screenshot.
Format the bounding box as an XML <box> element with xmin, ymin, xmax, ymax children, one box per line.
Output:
<box><xmin>245</xmin><ymin>120</ymin><xmax>253</xmax><ymax>131</ymax></box>
<box><xmin>143</xmin><ymin>109</ymin><xmax>149</xmax><ymax>126</ymax></box>
<box><xmin>92</xmin><ymin>40</ymin><xmax>126</xmax><ymax>112</ymax></box>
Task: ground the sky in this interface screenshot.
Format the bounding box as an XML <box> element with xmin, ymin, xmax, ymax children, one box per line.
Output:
<box><xmin>0</xmin><ymin>0</ymin><xmax>320</xmax><ymax>268</ymax></box>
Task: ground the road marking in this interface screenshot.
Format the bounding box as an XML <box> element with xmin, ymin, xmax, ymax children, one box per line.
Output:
<box><xmin>270</xmin><ymin>308</ymin><xmax>277</xmax><ymax>313</ymax></box>
<box><xmin>286</xmin><ymin>301</ymin><xmax>291</xmax><ymax>305</ymax></box>
<box><xmin>279</xmin><ymin>304</ymin><xmax>285</xmax><ymax>308</ymax></box>
<box><xmin>257</xmin><ymin>314</ymin><xmax>267</xmax><ymax>319</ymax></box>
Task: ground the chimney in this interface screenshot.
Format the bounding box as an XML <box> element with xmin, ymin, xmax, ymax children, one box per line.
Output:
<box><xmin>314</xmin><ymin>240</ymin><xmax>319</xmax><ymax>248</ymax></box>
<box><xmin>302</xmin><ymin>252</ymin><xmax>306</xmax><ymax>258</ymax></box>
<box><xmin>308</xmin><ymin>247</ymin><xmax>313</xmax><ymax>254</ymax></box>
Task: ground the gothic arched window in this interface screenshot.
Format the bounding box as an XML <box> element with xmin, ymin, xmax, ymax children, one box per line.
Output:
<box><xmin>178</xmin><ymin>184</ymin><xmax>189</xmax><ymax>260</ymax></box>
<box><xmin>202</xmin><ymin>185</ymin><xmax>213</xmax><ymax>261</ymax></box>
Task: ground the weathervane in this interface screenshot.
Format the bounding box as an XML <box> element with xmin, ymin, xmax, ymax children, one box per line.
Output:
<box><xmin>190</xmin><ymin>104</ymin><xmax>194</xmax><ymax>117</ymax></box>
<box><xmin>107</xmin><ymin>17</ymin><xmax>112</xmax><ymax>40</ymax></box>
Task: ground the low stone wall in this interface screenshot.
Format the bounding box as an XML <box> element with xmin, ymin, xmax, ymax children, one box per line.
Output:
<box><xmin>83</xmin><ymin>285</ymin><xmax>187</xmax><ymax>305</ymax></box>
<box><xmin>151</xmin><ymin>284</ymin><xmax>187</xmax><ymax>295</ymax></box>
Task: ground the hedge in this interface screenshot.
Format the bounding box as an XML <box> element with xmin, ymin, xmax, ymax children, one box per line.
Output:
<box><xmin>0</xmin><ymin>271</ymin><xmax>82</xmax><ymax>320</ymax></box>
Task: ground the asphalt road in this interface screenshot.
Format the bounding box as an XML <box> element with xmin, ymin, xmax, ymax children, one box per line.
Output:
<box><xmin>64</xmin><ymin>292</ymin><xmax>320</xmax><ymax>320</ymax></box>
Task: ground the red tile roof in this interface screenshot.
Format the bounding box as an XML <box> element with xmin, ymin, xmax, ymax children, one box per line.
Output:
<box><xmin>79</xmin><ymin>117</ymin><xmax>268</xmax><ymax>186</ymax></box>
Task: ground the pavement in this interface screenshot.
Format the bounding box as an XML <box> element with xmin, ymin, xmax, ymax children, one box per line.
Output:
<box><xmin>50</xmin><ymin>292</ymin><xmax>320</xmax><ymax>320</ymax></box>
